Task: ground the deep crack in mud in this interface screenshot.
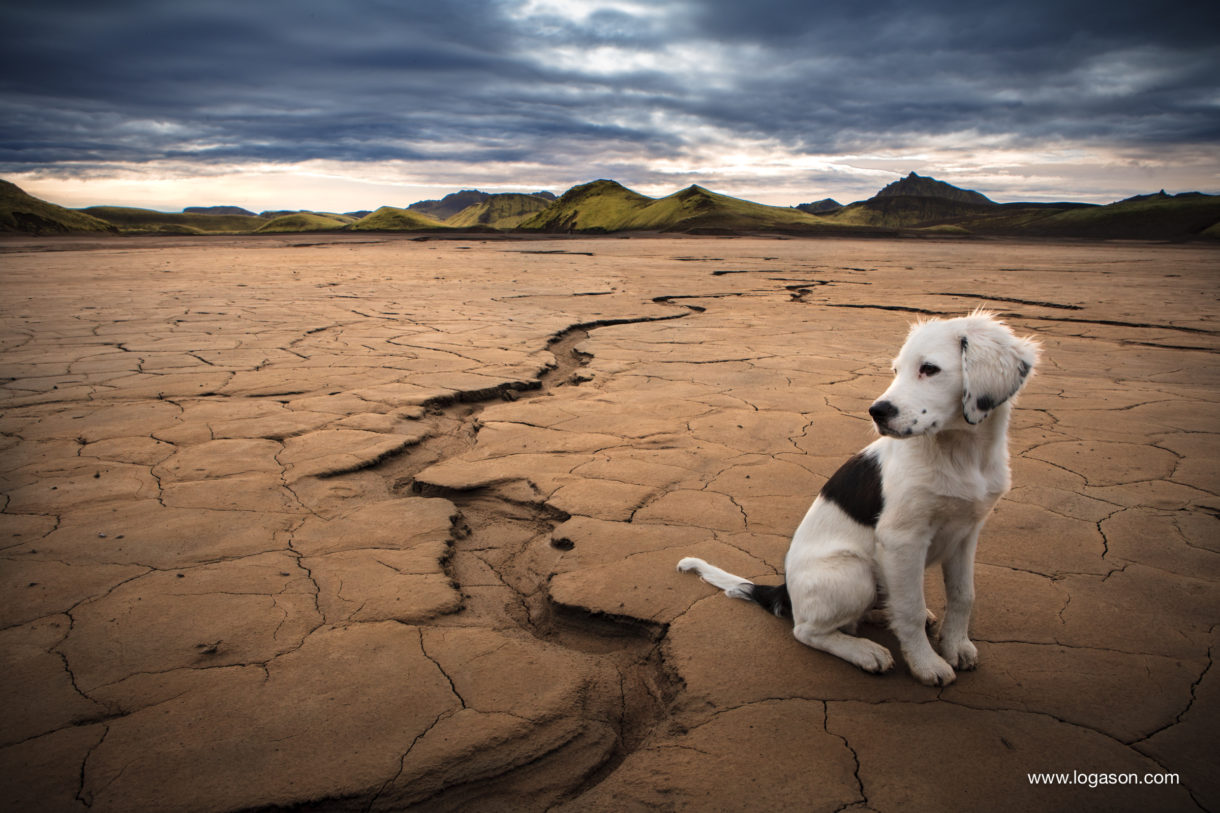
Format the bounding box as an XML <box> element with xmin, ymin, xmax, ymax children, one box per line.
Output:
<box><xmin>368</xmin><ymin>311</ymin><xmax>695</xmax><ymax>807</ymax></box>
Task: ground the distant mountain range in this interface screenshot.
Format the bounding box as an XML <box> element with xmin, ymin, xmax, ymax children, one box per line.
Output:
<box><xmin>518</xmin><ymin>180</ymin><xmax>846</xmax><ymax>234</ymax></box>
<box><xmin>2</xmin><ymin>174</ymin><xmax>1217</xmax><ymax>241</ymax></box>
<box><xmin>183</xmin><ymin>205</ymin><xmax>258</xmax><ymax>216</ymax></box>
<box><xmin>407</xmin><ymin>189</ymin><xmax>493</xmax><ymax>221</ymax></box>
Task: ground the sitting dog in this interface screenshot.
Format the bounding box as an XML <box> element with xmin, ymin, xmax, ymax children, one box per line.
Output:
<box><xmin>678</xmin><ymin>311</ymin><xmax>1039</xmax><ymax>685</ymax></box>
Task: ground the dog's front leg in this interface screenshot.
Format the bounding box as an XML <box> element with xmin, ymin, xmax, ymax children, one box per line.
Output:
<box><xmin>938</xmin><ymin>529</ymin><xmax>980</xmax><ymax>670</ymax></box>
<box><xmin>876</xmin><ymin>535</ymin><xmax>956</xmax><ymax>686</ymax></box>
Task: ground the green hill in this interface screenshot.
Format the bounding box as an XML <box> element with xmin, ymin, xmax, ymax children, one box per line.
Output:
<box><xmin>1007</xmin><ymin>192</ymin><xmax>1220</xmax><ymax>240</ymax></box>
<box><xmin>255</xmin><ymin>212</ymin><xmax>351</xmax><ymax>233</ymax></box>
<box><xmin>795</xmin><ymin>198</ymin><xmax>842</xmax><ymax>214</ymax></box>
<box><xmin>0</xmin><ymin>179</ymin><xmax>116</xmax><ymax>234</ymax></box>
<box><xmin>445</xmin><ymin>193</ymin><xmax>554</xmax><ymax>229</ymax></box>
<box><xmin>627</xmin><ymin>185</ymin><xmax>835</xmax><ymax>233</ymax></box>
<box><xmin>348</xmin><ymin>206</ymin><xmax>445</xmax><ymax>231</ymax></box>
<box><xmin>517</xmin><ymin>180</ymin><xmax>654</xmax><ymax>232</ymax></box>
<box><xmin>81</xmin><ymin>206</ymin><xmax>266</xmax><ymax>234</ymax></box>
<box><xmin>517</xmin><ymin>180</ymin><xmax>841</xmax><ymax>234</ymax></box>
<box><xmin>944</xmin><ymin>203</ymin><xmax>1095</xmax><ymax>235</ymax></box>
<box><xmin>826</xmin><ymin>195</ymin><xmax>1000</xmax><ymax>229</ymax></box>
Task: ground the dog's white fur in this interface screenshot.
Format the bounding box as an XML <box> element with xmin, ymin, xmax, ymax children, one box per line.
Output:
<box><xmin>678</xmin><ymin>311</ymin><xmax>1039</xmax><ymax>685</ymax></box>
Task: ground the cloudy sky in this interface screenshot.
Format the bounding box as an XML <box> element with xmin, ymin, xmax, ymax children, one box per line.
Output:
<box><xmin>2</xmin><ymin>0</ymin><xmax>1217</xmax><ymax>211</ymax></box>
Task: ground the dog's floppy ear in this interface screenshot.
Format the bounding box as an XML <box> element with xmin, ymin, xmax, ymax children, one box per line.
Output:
<box><xmin>960</xmin><ymin>315</ymin><xmax>1040</xmax><ymax>425</ymax></box>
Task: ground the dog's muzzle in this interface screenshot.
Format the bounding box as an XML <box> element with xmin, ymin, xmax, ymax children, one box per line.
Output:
<box><xmin>868</xmin><ymin>400</ymin><xmax>899</xmax><ymax>434</ymax></box>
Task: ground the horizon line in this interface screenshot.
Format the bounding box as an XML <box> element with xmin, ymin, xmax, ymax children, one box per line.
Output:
<box><xmin>9</xmin><ymin>173</ymin><xmax>1215</xmax><ymax>216</ymax></box>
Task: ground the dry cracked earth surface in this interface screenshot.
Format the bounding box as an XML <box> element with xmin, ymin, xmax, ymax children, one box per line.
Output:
<box><xmin>0</xmin><ymin>233</ymin><xmax>1216</xmax><ymax>812</ymax></box>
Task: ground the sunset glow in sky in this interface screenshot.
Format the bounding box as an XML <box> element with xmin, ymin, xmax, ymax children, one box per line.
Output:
<box><xmin>3</xmin><ymin>0</ymin><xmax>1217</xmax><ymax>212</ymax></box>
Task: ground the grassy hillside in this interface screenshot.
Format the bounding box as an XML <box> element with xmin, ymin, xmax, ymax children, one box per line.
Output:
<box><xmin>623</xmin><ymin>185</ymin><xmax>832</xmax><ymax>233</ymax></box>
<box><xmin>81</xmin><ymin>206</ymin><xmax>266</xmax><ymax>234</ymax></box>
<box><xmin>949</xmin><ymin>203</ymin><xmax>1094</xmax><ymax>234</ymax></box>
<box><xmin>0</xmin><ymin>179</ymin><xmax>116</xmax><ymax>234</ymax></box>
<box><xmin>255</xmin><ymin>212</ymin><xmax>351</xmax><ymax>233</ymax></box>
<box><xmin>446</xmin><ymin>193</ymin><xmax>553</xmax><ymax>229</ymax></box>
<box><xmin>796</xmin><ymin>198</ymin><xmax>842</xmax><ymax>214</ymax></box>
<box><xmin>348</xmin><ymin>206</ymin><xmax>445</xmax><ymax>231</ymax></box>
<box><xmin>517</xmin><ymin>180</ymin><xmax>654</xmax><ymax>232</ymax></box>
<box><xmin>826</xmin><ymin>196</ymin><xmax>1001</xmax><ymax>229</ymax></box>
<box><xmin>1016</xmin><ymin>193</ymin><xmax>1220</xmax><ymax>240</ymax></box>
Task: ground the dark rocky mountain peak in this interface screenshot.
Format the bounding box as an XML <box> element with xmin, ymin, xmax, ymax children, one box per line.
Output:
<box><xmin>872</xmin><ymin>172</ymin><xmax>994</xmax><ymax>205</ymax></box>
<box><xmin>408</xmin><ymin>190</ymin><xmax>492</xmax><ymax>220</ymax></box>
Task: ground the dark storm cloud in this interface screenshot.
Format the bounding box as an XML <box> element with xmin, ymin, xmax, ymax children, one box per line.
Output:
<box><xmin>690</xmin><ymin>0</ymin><xmax>1217</xmax><ymax>48</ymax></box>
<box><xmin>681</xmin><ymin>0</ymin><xmax>1220</xmax><ymax>148</ymax></box>
<box><xmin>1</xmin><ymin>0</ymin><xmax>1217</xmax><ymax>178</ymax></box>
<box><xmin>2</xmin><ymin>0</ymin><xmax>543</xmax><ymax>168</ymax></box>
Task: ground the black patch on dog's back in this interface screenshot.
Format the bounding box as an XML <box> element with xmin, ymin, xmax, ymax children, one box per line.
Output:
<box><xmin>820</xmin><ymin>450</ymin><xmax>884</xmax><ymax>527</ymax></box>
<box><xmin>748</xmin><ymin>582</ymin><xmax>791</xmax><ymax>617</ymax></box>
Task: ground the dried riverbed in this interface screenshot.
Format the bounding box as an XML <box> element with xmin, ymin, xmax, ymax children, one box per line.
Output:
<box><xmin>1</xmin><ymin>234</ymin><xmax>1217</xmax><ymax>811</ymax></box>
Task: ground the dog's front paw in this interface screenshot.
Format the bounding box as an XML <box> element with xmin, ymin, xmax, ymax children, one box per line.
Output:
<box><xmin>939</xmin><ymin>637</ymin><xmax>978</xmax><ymax>671</ymax></box>
<box><xmin>852</xmin><ymin>640</ymin><xmax>895</xmax><ymax>674</ymax></box>
<box><xmin>909</xmin><ymin>654</ymin><xmax>956</xmax><ymax>687</ymax></box>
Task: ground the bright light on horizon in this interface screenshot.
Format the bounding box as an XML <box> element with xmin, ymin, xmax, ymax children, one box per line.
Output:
<box><xmin>9</xmin><ymin>165</ymin><xmax>561</xmax><ymax>213</ymax></box>
<box><xmin>8</xmin><ymin>140</ymin><xmax>1219</xmax><ymax>214</ymax></box>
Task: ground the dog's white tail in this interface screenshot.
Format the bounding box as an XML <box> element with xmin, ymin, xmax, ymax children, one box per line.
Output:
<box><xmin>677</xmin><ymin>556</ymin><xmax>791</xmax><ymax>617</ymax></box>
<box><xmin>677</xmin><ymin>556</ymin><xmax>754</xmax><ymax>598</ymax></box>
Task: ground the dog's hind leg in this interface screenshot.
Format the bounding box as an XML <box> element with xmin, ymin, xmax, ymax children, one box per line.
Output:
<box><xmin>793</xmin><ymin>624</ymin><xmax>894</xmax><ymax>673</ymax></box>
<box><xmin>788</xmin><ymin>552</ymin><xmax>892</xmax><ymax>673</ymax></box>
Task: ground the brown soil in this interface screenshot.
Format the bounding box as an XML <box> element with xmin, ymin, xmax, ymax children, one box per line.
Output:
<box><xmin>1</xmin><ymin>234</ymin><xmax>1216</xmax><ymax>811</ymax></box>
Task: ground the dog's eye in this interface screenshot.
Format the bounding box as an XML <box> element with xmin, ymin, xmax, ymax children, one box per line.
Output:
<box><xmin>919</xmin><ymin>363</ymin><xmax>941</xmax><ymax>377</ymax></box>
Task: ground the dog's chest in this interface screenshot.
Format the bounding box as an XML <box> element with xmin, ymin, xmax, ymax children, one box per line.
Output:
<box><xmin>924</xmin><ymin>493</ymin><xmax>998</xmax><ymax>564</ymax></box>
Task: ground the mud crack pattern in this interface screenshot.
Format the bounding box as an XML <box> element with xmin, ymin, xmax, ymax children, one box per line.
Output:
<box><xmin>1</xmin><ymin>235</ymin><xmax>1216</xmax><ymax>811</ymax></box>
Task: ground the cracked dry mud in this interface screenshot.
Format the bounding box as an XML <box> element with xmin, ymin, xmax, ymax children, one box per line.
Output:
<box><xmin>1</xmin><ymin>234</ymin><xmax>1216</xmax><ymax>812</ymax></box>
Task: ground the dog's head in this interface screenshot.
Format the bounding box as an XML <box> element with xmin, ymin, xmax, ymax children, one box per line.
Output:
<box><xmin>869</xmin><ymin>311</ymin><xmax>1039</xmax><ymax>438</ymax></box>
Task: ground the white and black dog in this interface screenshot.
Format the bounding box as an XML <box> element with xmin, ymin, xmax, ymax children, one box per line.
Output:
<box><xmin>678</xmin><ymin>311</ymin><xmax>1039</xmax><ymax>685</ymax></box>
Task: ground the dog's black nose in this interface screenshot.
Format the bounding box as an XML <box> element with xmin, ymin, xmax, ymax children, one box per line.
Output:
<box><xmin>868</xmin><ymin>400</ymin><xmax>898</xmax><ymax>422</ymax></box>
